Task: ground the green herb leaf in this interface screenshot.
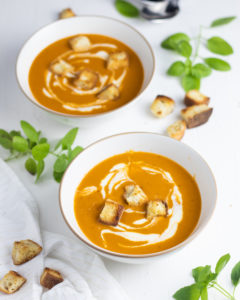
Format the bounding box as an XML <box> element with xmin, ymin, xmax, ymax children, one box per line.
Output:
<box><xmin>39</xmin><ymin>137</ymin><xmax>48</xmax><ymax>144</ymax></box>
<box><xmin>61</xmin><ymin>128</ymin><xmax>78</xmax><ymax>150</ymax></box>
<box><xmin>69</xmin><ymin>146</ymin><xmax>83</xmax><ymax>162</ymax></box>
<box><xmin>204</xmin><ymin>58</ymin><xmax>231</xmax><ymax>71</ymax></box>
<box><xmin>32</xmin><ymin>143</ymin><xmax>50</xmax><ymax>161</ymax></box>
<box><xmin>231</xmin><ymin>261</ymin><xmax>240</xmax><ymax>287</ymax></box>
<box><xmin>36</xmin><ymin>160</ymin><xmax>45</xmax><ymax>182</ymax></box>
<box><xmin>9</xmin><ymin>130</ymin><xmax>21</xmax><ymax>138</ymax></box>
<box><xmin>173</xmin><ymin>284</ymin><xmax>201</xmax><ymax>300</ymax></box>
<box><xmin>211</xmin><ymin>16</ymin><xmax>236</xmax><ymax>27</ymax></box>
<box><xmin>0</xmin><ymin>137</ymin><xmax>12</xmax><ymax>149</ymax></box>
<box><xmin>200</xmin><ymin>287</ymin><xmax>208</xmax><ymax>300</ymax></box>
<box><xmin>53</xmin><ymin>170</ymin><xmax>64</xmax><ymax>183</ymax></box>
<box><xmin>161</xmin><ymin>33</ymin><xmax>190</xmax><ymax>50</ymax></box>
<box><xmin>192</xmin><ymin>64</ymin><xmax>212</xmax><ymax>78</ymax></box>
<box><xmin>20</xmin><ymin>121</ymin><xmax>39</xmax><ymax>143</ymax></box>
<box><xmin>181</xmin><ymin>75</ymin><xmax>200</xmax><ymax>91</ymax></box>
<box><xmin>53</xmin><ymin>156</ymin><xmax>68</xmax><ymax>173</ymax></box>
<box><xmin>0</xmin><ymin>129</ymin><xmax>11</xmax><ymax>139</ymax></box>
<box><xmin>12</xmin><ymin>136</ymin><xmax>28</xmax><ymax>152</ymax></box>
<box><xmin>115</xmin><ymin>0</ymin><xmax>139</xmax><ymax>17</ymax></box>
<box><xmin>176</xmin><ymin>40</ymin><xmax>192</xmax><ymax>57</ymax></box>
<box><xmin>215</xmin><ymin>253</ymin><xmax>230</xmax><ymax>275</ymax></box>
<box><xmin>25</xmin><ymin>158</ymin><xmax>37</xmax><ymax>175</ymax></box>
<box><xmin>207</xmin><ymin>37</ymin><xmax>233</xmax><ymax>56</ymax></box>
<box><xmin>167</xmin><ymin>61</ymin><xmax>185</xmax><ymax>76</ymax></box>
<box><xmin>185</xmin><ymin>58</ymin><xmax>192</xmax><ymax>75</ymax></box>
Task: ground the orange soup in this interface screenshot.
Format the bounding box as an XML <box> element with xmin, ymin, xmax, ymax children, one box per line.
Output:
<box><xmin>29</xmin><ymin>34</ymin><xmax>144</xmax><ymax>115</ymax></box>
<box><xmin>74</xmin><ymin>151</ymin><xmax>201</xmax><ymax>255</ymax></box>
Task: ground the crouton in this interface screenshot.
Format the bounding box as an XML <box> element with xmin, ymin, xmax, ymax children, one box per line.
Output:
<box><xmin>167</xmin><ymin>120</ymin><xmax>186</xmax><ymax>141</ymax></box>
<box><xmin>12</xmin><ymin>239</ymin><xmax>42</xmax><ymax>265</ymax></box>
<box><xmin>69</xmin><ymin>36</ymin><xmax>91</xmax><ymax>52</ymax></box>
<box><xmin>107</xmin><ymin>51</ymin><xmax>129</xmax><ymax>71</ymax></box>
<box><xmin>150</xmin><ymin>95</ymin><xmax>175</xmax><ymax>118</ymax></box>
<box><xmin>146</xmin><ymin>200</ymin><xmax>168</xmax><ymax>220</ymax></box>
<box><xmin>181</xmin><ymin>104</ymin><xmax>213</xmax><ymax>129</ymax></box>
<box><xmin>73</xmin><ymin>69</ymin><xmax>99</xmax><ymax>90</ymax></box>
<box><xmin>40</xmin><ymin>268</ymin><xmax>63</xmax><ymax>289</ymax></box>
<box><xmin>123</xmin><ymin>184</ymin><xmax>148</xmax><ymax>206</ymax></box>
<box><xmin>97</xmin><ymin>84</ymin><xmax>120</xmax><ymax>101</ymax></box>
<box><xmin>49</xmin><ymin>60</ymin><xmax>74</xmax><ymax>76</ymax></box>
<box><xmin>59</xmin><ymin>8</ymin><xmax>76</xmax><ymax>19</ymax></box>
<box><xmin>99</xmin><ymin>199</ymin><xmax>124</xmax><ymax>226</ymax></box>
<box><xmin>0</xmin><ymin>271</ymin><xmax>26</xmax><ymax>294</ymax></box>
<box><xmin>184</xmin><ymin>90</ymin><xmax>210</xmax><ymax>106</ymax></box>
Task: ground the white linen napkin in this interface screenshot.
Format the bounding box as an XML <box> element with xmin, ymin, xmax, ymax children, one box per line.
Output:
<box><xmin>0</xmin><ymin>159</ymin><xmax>130</xmax><ymax>300</ymax></box>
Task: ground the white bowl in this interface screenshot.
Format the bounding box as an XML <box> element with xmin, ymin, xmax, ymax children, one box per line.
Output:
<box><xmin>59</xmin><ymin>132</ymin><xmax>217</xmax><ymax>264</ymax></box>
<box><xmin>16</xmin><ymin>16</ymin><xmax>155</xmax><ymax>125</ymax></box>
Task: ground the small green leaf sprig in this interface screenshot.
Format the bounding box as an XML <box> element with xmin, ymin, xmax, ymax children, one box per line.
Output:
<box><xmin>0</xmin><ymin>121</ymin><xmax>83</xmax><ymax>183</ymax></box>
<box><xmin>161</xmin><ymin>16</ymin><xmax>236</xmax><ymax>91</ymax></box>
<box><xmin>114</xmin><ymin>0</ymin><xmax>139</xmax><ymax>18</ymax></box>
<box><xmin>173</xmin><ymin>253</ymin><xmax>240</xmax><ymax>300</ymax></box>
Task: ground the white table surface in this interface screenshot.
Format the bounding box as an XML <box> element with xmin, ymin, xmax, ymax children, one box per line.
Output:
<box><xmin>1</xmin><ymin>0</ymin><xmax>240</xmax><ymax>299</ymax></box>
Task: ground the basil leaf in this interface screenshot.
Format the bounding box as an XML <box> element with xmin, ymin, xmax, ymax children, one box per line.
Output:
<box><xmin>115</xmin><ymin>0</ymin><xmax>139</xmax><ymax>17</ymax></box>
<box><xmin>207</xmin><ymin>37</ymin><xmax>233</xmax><ymax>55</ymax></box>
<box><xmin>12</xmin><ymin>136</ymin><xmax>28</xmax><ymax>152</ymax></box>
<box><xmin>20</xmin><ymin>121</ymin><xmax>39</xmax><ymax>143</ymax></box>
<box><xmin>192</xmin><ymin>64</ymin><xmax>212</xmax><ymax>78</ymax></box>
<box><xmin>201</xmin><ymin>287</ymin><xmax>208</xmax><ymax>300</ymax></box>
<box><xmin>9</xmin><ymin>130</ymin><xmax>21</xmax><ymax>138</ymax></box>
<box><xmin>231</xmin><ymin>261</ymin><xmax>240</xmax><ymax>287</ymax></box>
<box><xmin>0</xmin><ymin>137</ymin><xmax>12</xmax><ymax>149</ymax></box>
<box><xmin>32</xmin><ymin>143</ymin><xmax>50</xmax><ymax>161</ymax></box>
<box><xmin>0</xmin><ymin>129</ymin><xmax>11</xmax><ymax>139</ymax></box>
<box><xmin>61</xmin><ymin>128</ymin><xmax>78</xmax><ymax>150</ymax></box>
<box><xmin>53</xmin><ymin>156</ymin><xmax>68</xmax><ymax>173</ymax></box>
<box><xmin>36</xmin><ymin>160</ymin><xmax>45</xmax><ymax>182</ymax></box>
<box><xmin>161</xmin><ymin>33</ymin><xmax>190</xmax><ymax>50</ymax></box>
<box><xmin>211</xmin><ymin>16</ymin><xmax>236</xmax><ymax>27</ymax></box>
<box><xmin>176</xmin><ymin>41</ymin><xmax>192</xmax><ymax>57</ymax></box>
<box><xmin>167</xmin><ymin>61</ymin><xmax>185</xmax><ymax>76</ymax></box>
<box><xmin>181</xmin><ymin>75</ymin><xmax>200</xmax><ymax>91</ymax></box>
<box><xmin>204</xmin><ymin>58</ymin><xmax>231</xmax><ymax>71</ymax></box>
<box><xmin>25</xmin><ymin>158</ymin><xmax>37</xmax><ymax>175</ymax></box>
<box><xmin>173</xmin><ymin>284</ymin><xmax>201</xmax><ymax>300</ymax></box>
<box><xmin>185</xmin><ymin>58</ymin><xmax>192</xmax><ymax>75</ymax></box>
<box><xmin>53</xmin><ymin>170</ymin><xmax>64</xmax><ymax>183</ymax></box>
<box><xmin>215</xmin><ymin>253</ymin><xmax>230</xmax><ymax>275</ymax></box>
<box><xmin>69</xmin><ymin>146</ymin><xmax>83</xmax><ymax>162</ymax></box>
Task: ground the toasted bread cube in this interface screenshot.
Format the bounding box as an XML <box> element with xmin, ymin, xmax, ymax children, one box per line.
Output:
<box><xmin>49</xmin><ymin>60</ymin><xmax>73</xmax><ymax>76</ymax></box>
<box><xmin>12</xmin><ymin>239</ymin><xmax>42</xmax><ymax>265</ymax></box>
<box><xmin>97</xmin><ymin>84</ymin><xmax>120</xmax><ymax>101</ymax></box>
<box><xmin>99</xmin><ymin>199</ymin><xmax>124</xmax><ymax>226</ymax></box>
<box><xmin>184</xmin><ymin>90</ymin><xmax>210</xmax><ymax>106</ymax></box>
<box><xmin>181</xmin><ymin>104</ymin><xmax>213</xmax><ymax>129</ymax></box>
<box><xmin>123</xmin><ymin>184</ymin><xmax>148</xmax><ymax>206</ymax></box>
<box><xmin>40</xmin><ymin>268</ymin><xmax>63</xmax><ymax>289</ymax></box>
<box><xmin>146</xmin><ymin>200</ymin><xmax>168</xmax><ymax>220</ymax></box>
<box><xmin>107</xmin><ymin>51</ymin><xmax>129</xmax><ymax>71</ymax></box>
<box><xmin>69</xmin><ymin>36</ymin><xmax>91</xmax><ymax>52</ymax></box>
<box><xmin>167</xmin><ymin>120</ymin><xmax>186</xmax><ymax>141</ymax></box>
<box><xmin>59</xmin><ymin>8</ymin><xmax>76</xmax><ymax>19</ymax></box>
<box><xmin>150</xmin><ymin>95</ymin><xmax>175</xmax><ymax>118</ymax></box>
<box><xmin>0</xmin><ymin>271</ymin><xmax>26</xmax><ymax>294</ymax></box>
<box><xmin>73</xmin><ymin>69</ymin><xmax>99</xmax><ymax>90</ymax></box>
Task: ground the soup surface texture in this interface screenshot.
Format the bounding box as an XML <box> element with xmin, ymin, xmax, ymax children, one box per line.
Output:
<box><xmin>29</xmin><ymin>34</ymin><xmax>144</xmax><ymax>115</ymax></box>
<box><xmin>74</xmin><ymin>151</ymin><xmax>201</xmax><ymax>255</ymax></box>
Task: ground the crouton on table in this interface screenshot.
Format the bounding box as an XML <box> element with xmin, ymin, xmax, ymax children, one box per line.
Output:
<box><xmin>123</xmin><ymin>184</ymin><xmax>148</xmax><ymax>206</ymax></box>
<box><xmin>69</xmin><ymin>36</ymin><xmax>91</xmax><ymax>52</ymax></box>
<box><xmin>49</xmin><ymin>60</ymin><xmax>73</xmax><ymax>76</ymax></box>
<box><xmin>97</xmin><ymin>84</ymin><xmax>120</xmax><ymax>101</ymax></box>
<box><xmin>59</xmin><ymin>8</ymin><xmax>76</xmax><ymax>19</ymax></box>
<box><xmin>181</xmin><ymin>104</ymin><xmax>213</xmax><ymax>128</ymax></box>
<box><xmin>0</xmin><ymin>271</ymin><xmax>26</xmax><ymax>294</ymax></box>
<box><xmin>73</xmin><ymin>69</ymin><xmax>99</xmax><ymax>90</ymax></box>
<box><xmin>107</xmin><ymin>51</ymin><xmax>129</xmax><ymax>71</ymax></box>
<box><xmin>150</xmin><ymin>95</ymin><xmax>175</xmax><ymax>118</ymax></box>
<box><xmin>12</xmin><ymin>239</ymin><xmax>42</xmax><ymax>265</ymax></box>
<box><xmin>40</xmin><ymin>268</ymin><xmax>63</xmax><ymax>289</ymax></box>
<box><xmin>99</xmin><ymin>199</ymin><xmax>124</xmax><ymax>226</ymax></box>
<box><xmin>184</xmin><ymin>90</ymin><xmax>210</xmax><ymax>106</ymax></box>
<box><xmin>146</xmin><ymin>200</ymin><xmax>168</xmax><ymax>220</ymax></box>
<box><xmin>167</xmin><ymin>120</ymin><xmax>186</xmax><ymax>141</ymax></box>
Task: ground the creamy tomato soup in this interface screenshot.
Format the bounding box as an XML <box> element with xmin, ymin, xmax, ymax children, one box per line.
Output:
<box><xmin>74</xmin><ymin>151</ymin><xmax>201</xmax><ymax>255</ymax></box>
<box><xmin>28</xmin><ymin>34</ymin><xmax>144</xmax><ymax>115</ymax></box>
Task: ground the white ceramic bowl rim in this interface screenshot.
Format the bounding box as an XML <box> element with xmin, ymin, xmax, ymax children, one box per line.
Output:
<box><xmin>16</xmin><ymin>15</ymin><xmax>155</xmax><ymax>119</ymax></box>
<box><xmin>59</xmin><ymin>132</ymin><xmax>217</xmax><ymax>259</ymax></box>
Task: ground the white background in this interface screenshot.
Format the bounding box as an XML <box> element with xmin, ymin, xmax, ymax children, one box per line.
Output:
<box><xmin>0</xmin><ymin>0</ymin><xmax>240</xmax><ymax>299</ymax></box>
